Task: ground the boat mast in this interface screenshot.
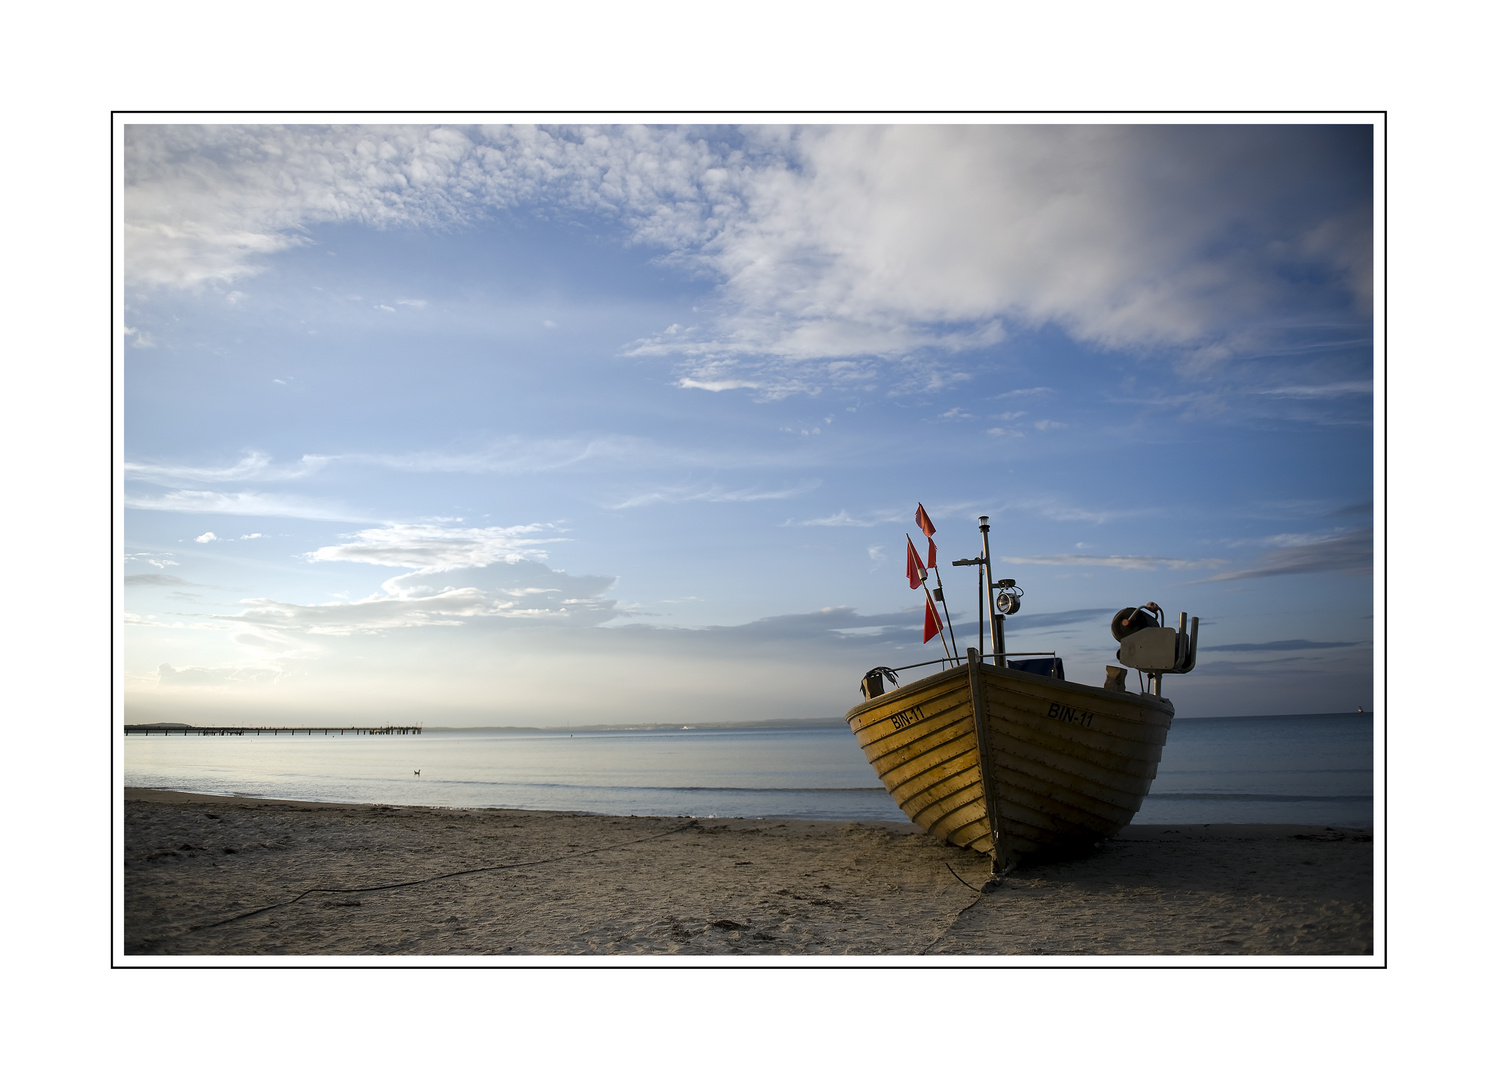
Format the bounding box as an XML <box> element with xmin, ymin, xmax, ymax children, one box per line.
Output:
<box><xmin>974</xmin><ymin>527</ymin><xmax>984</xmax><ymax>662</ymax></box>
<box><xmin>980</xmin><ymin>515</ymin><xmax>1004</xmax><ymax>661</ymax></box>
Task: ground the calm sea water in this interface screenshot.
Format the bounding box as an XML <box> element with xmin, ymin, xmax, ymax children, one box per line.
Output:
<box><xmin>122</xmin><ymin>713</ymin><xmax>1374</xmax><ymax>828</ymax></box>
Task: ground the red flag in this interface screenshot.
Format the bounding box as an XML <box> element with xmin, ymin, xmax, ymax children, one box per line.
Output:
<box><xmin>906</xmin><ymin>537</ymin><xmax>926</xmax><ymax>589</ymax></box>
<box><xmin>928</xmin><ymin>537</ymin><xmax>938</xmax><ymax>569</ymax></box>
<box><xmin>915</xmin><ymin>503</ymin><xmax>936</xmax><ymax>539</ymax></box>
<box><xmin>923</xmin><ymin>594</ymin><xmax>944</xmax><ymax>643</ymax></box>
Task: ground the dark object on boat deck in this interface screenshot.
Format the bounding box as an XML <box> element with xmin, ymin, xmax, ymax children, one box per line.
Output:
<box><xmin>860</xmin><ymin>666</ymin><xmax>901</xmax><ymax>700</ymax></box>
<box><xmin>1007</xmin><ymin>656</ymin><xmax>1065</xmax><ymax>680</ymax></box>
<box><xmin>1111</xmin><ymin>604</ymin><xmax>1160</xmax><ymax>641</ymax></box>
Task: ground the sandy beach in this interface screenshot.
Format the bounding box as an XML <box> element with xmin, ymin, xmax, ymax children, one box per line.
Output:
<box><xmin>123</xmin><ymin>788</ymin><xmax>1374</xmax><ymax>958</ymax></box>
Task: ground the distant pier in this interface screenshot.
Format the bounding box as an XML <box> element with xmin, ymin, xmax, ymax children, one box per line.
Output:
<box><xmin>124</xmin><ymin>724</ymin><xmax>422</xmax><ymax>736</ymax></box>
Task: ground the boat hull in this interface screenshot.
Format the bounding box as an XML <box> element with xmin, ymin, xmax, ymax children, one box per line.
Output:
<box><xmin>845</xmin><ymin>659</ymin><xmax>1174</xmax><ymax>861</ymax></box>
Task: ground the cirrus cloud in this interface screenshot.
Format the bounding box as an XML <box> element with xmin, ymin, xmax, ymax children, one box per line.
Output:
<box><xmin>1199</xmin><ymin>528</ymin><xmax>1373</xmax><ymax>582</ymax></box>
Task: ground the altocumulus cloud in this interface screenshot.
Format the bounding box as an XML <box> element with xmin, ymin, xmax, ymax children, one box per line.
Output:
<box><xmin>197</xmin><ymin>526</ymin><xmax>619</xmax><ymax>636</ymax></box>
<box><xmin>217</xmin><ymin>563</ymin><xmax>620</xmax><ymax>636</ymax></box>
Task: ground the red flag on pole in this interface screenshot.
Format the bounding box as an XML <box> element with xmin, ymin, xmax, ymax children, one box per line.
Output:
<box><xmin>916</xmin><ymin>504</ymin><xmax>938</xmax><ymax>568</ymax></box>
<box><xmin>915</xmin><ymin>503</ymin><xmax>936</xmax><ymax>539</ymax></box>
<box><xmin>923</xmin><ymin>594</ymin><xmax>944</xmax><ymax>643</ymax></box>
<box><xmin>906</xmin><ymin>537</ymin><xmax>926</xmax><ymax>589</ymax></box>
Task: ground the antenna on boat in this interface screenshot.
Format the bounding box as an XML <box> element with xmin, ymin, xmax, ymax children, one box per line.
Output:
<box><xmin>954</xmin><ymin>517</ymin><xmax>1006</xmax><ymax>664</ymax></box>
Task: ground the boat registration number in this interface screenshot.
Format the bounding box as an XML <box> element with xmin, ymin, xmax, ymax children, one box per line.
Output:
<box><xmin>889</xmin><ymin>705</ymin><xmax>926</xmax><ymax>731</ymax></box>
<box><xmin>1047</xmin><ymin>702</ymin><xmax>1094</xmax><ymax>727</ymax></box>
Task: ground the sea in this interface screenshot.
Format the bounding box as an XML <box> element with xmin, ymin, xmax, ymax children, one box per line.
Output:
<box><xmin>122</xmin><ymin>713</ymin><xmax>1375</xmax><ymax>828</ymax></box>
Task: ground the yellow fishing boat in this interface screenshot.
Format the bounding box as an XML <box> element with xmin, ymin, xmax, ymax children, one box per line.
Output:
<box><xmin>846</xmin><ymin>512</ymin><xmax>1199</xmax><ymax>874</ymax></box>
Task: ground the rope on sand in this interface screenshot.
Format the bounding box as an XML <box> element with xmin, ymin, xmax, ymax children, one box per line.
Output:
<box><xmin>945</xmin><ymin>862</ymin><xmax>983</xmax><ymax>892</ymax></box>
<box><xmin>185</xmin><ymin>818</ymin><xmax>705</xmax><ymax>937</ymax></box>
<box><xmin>923</xmin><ymin>863</ymin><xmax>1005</xmax><ymax>954</ymax></box>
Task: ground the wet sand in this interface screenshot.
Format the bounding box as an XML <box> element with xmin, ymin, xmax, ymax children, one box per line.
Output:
<box><xmin>122</xmin><ymin>788</ymin><xmax>1374</xmax><ymax>957</ymax></box>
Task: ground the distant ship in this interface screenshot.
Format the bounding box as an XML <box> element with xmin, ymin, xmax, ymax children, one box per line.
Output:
<box><xmin>846</xmin><ymin>511</ymin><xmax>1200</xmax><ymax>878</ymax></box>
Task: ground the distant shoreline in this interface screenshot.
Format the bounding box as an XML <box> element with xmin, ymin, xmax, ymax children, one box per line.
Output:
<box><xmin>123</xmin><ymin>711</ymin><xmax>1371</xmax><ymax>735</ymax></box>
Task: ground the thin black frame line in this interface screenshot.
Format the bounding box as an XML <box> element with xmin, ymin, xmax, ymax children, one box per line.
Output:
<box><xmin>110</xmin><ymin>113</ymin><xmax>1384</xmax><ymax>970</ymax></box>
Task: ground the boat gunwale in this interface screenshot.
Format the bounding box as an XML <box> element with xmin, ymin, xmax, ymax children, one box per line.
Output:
<box><xmin>845</xmin><ymin>658</ymin><xmax>1174</xmax><ymax>726</ymax></box>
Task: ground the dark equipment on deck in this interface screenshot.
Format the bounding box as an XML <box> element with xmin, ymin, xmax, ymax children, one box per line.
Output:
<box><xmin>1111</xmin><ymin>604</ymin><xmax>1160</xmax><ymax>641</ymax></box>
<box><xmin>1008</xmin><ymin>657</ymin><xmax>1065</xmax><ymax>680</ymax></box>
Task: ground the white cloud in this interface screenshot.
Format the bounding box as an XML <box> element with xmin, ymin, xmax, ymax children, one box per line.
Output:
<box><xmin>1254</xmin><ymin>381</ymin><xmax>1375</xmax><ymax>399</ymax></box>
<box><xmin>677</xmin><ymin>378</ymin><xmax>761</xmax><ymax>392</ymax></box>
<box><xmin>186</xmin><ymin>530</ymin><xmax>263</xmax><ymax>543</ymax></box>
<box><xmin>125</xmin><ymin>489</ymin><xmax>369</xmax><ymax>521</ymax></box>
<box><xmin>1201</xmin><ymin>528</ymin><xmax>1373</xmax><ymax>581</ymax></box>
<box><xmin>785</xmin><ymin>508</ymin><xmax>905</xmax><ymax>528</ymax></box>
<box><xmin>1003</xmin><ymin>497</ymin><xmax>1137</xmax><ymax>526</ymax></box>
<box><xmin>303</xmin><ymin>523</ymin><xmax>561</xmax><ymax>571</ymax></box>
<box><xmin>156</xmin><ymin>663</ymin><xmax>282</xmax><ymax>687</ymax></box>
<box><xmin>222</xmin><ymin>592</ymin><xmax>519</xmax><ymax>634</ymax></box>
<box><xmin>123</xmin><ymin>124</ymin><xmax>722</xmax><ymax>290</ymax></box>
<box><xmin>124</xmin><ymin>551</ymin><xmax>179</xmax><ymax>569</ymax></box>
<box><xmin>1002</xmin><ymin>553</ymin><xmax>1228</xmax><ymax>571</ymax></box>
<box><xmin>626</xmin><ymin>126</ymin><xmax>1365</xmax><ymax>391</ymax></box>
<box><xmin>213</xmin><ymin>561</ymin><xmax>618</xmax><ymax>635</ymax></box>
<box><xmin>607</xmin><ymin>480</ymin><xmax>820</xmax><ymax>510</ymax></box>
<box><xmin>783</xmin><ymin>502</ymin><xmax>984</xmax><ymax>529</ymax></box>
<box><xmin>124</xmin><ymin>451</ymin><xmax>319</xmax><ymax>483</ymax></box>
<box><xmin>327</xmin><ymin>436</ymin><xmax>665</xmax><ymax>474</ymax></box>
<box><xmin>125</xmin><ymin>574</ymin><xmax>192</xmax><ymax>587</ymax></box>
<box><xmin>122</xmin><ymin>438</ymin><xmax>803</xmax><ymax>521</ymax></box>
<box><xmin>125</xmin><ymin>125</ymin><xmax>1370</xmax><ymax>397</ymax></box>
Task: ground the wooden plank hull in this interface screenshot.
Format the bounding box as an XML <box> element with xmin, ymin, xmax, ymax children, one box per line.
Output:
<box><xmin>845</xmin><ymin>660</ymin><xmax>1174</xmax><ymax>861</ymax></box>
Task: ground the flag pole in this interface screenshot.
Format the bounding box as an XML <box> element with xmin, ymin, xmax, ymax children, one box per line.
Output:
<box><xmin>908</xmin><ymin>533</ymin><xmax>955</xmax><ymax>666</ymax></box>
<box><xmin>914</xmin><ymin>505</ymin><xmax>959</xmax><ymax>662</ymax></box>
<box><xmin>926</xmin><ymin>551</ymin><xmax>959</xmax><ymax>661</ymax></box>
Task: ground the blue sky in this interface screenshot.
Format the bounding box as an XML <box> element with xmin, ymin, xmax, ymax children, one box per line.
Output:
<box><xmin>120</xmin><ymin>122</ymin><xmax>1376</xmax><ymax>725</ymax></box>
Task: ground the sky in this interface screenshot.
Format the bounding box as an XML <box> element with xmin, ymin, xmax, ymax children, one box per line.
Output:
<box><xmin>119</xmin><ymin>121</ymin><xmax>1377</xmax><ymax>726</ymax></box>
